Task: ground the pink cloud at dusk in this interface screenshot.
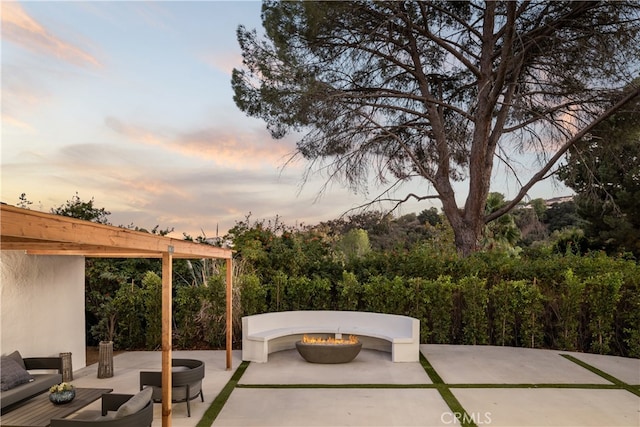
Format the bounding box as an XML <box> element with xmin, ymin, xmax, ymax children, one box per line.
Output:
<box><xmin>176</xmin><ymin>128</ymin><xmax>296</xmax><ymax>169</ymax></box>
<box><xmin>111</xmin><ymin>177</ymin><xmax>192</xmax><ymax>209</ymax></box>
<box><xmin>104</xmin><ymin>117</ymin><xmax>168</xmax><ymax>148</ymax></box>
<box><xmin>1</xmin><ymin>114</ymin><xmax>33</xmax><ymax>132</ymax></box>
<box><xmin>200</xmin><ymin>51</ymin><xmax>242</xmax><ymax>76</ymax></box>
<box><xmin>2</xmin><ymin>65</ymin><xmax>51</xmax><ymax>132</ymax></box>
<box><xmin>1</xmin><ymin>2</ymin><xmax>101</xmax><ymax>68</ymax></box>
<box><xmin>104</xmin><ymin>116</ymin><xmax>296</xmax><ymax>170</ymax></box>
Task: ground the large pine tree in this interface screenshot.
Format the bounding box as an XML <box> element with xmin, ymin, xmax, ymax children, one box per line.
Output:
<box><xmin>232</xmin><ymin>1</ymin><xmax>640</xmax><ymax>255</ymax></box>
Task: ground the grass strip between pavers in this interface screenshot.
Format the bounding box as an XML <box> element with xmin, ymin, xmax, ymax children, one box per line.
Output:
<box><xmin>237</xmin><ymin>383</ymin><xmax>438</xmax><ymax>389</ymax></box>
<box><xmin>561</xmin><ymin>354</ymin><xmax>640</xmax><ymax>397</ymax></box>
<box><xmin>448</xmin><ymin>383</ymin><xmax>622</xmax><ymax>389</ymax></box>
<box><xmin>420</xmin><ymin>352</ymin><xmax>478</xmax><ymax>427</ymax></box>
<box><xmin>420</xmin><ymin>351</ymin><xmax>445</xmax><ymax>384</ymax></box>
<box><xmin>196</xmin><ymin>361</ymin><xmax>250</xmax><ymax>427</ymax></box>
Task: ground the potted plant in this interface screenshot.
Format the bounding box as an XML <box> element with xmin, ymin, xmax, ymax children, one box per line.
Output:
<box><xmin>49</xmin><ymin>382</ymin><xmax>75</xmax><ymax>404</ymax></box>
<box><xmin>90</xmin><ymin>294</ymin><xmax>118</xmax><ymax>378</ymax></box>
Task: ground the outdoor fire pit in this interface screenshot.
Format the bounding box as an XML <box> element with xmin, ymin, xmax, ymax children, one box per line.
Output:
<box><xmin>295</xmin><ymin>334</ymin><xmax>362</xmax><ymax>364</ymax></box>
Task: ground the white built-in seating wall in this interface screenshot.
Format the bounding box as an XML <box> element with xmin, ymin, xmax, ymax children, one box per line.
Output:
<box><xmin>242</xmin><ymin>310</ymin><xmax>420</xmax><ymax>363</ymax></box>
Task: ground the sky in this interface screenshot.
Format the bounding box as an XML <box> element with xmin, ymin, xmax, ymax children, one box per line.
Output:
<box><xmin>1</xmin><ymin>1</ymin><xmax>570</xmax><ymax>239</ymax></box>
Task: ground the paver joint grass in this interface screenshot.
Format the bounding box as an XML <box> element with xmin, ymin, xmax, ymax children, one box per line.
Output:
<box><xmin>196</xmin><ymin>361</ymin><xmax>249</xmax><ymax>427</ymax></box>
<box><xmin>561</xmin><ymin>354</ymin><xmax>640</xmax><ymax>397</ymax></box>
<box><xmin>237</xmin><ymin>383</ymin><xmax>438</xmax><ymax>389</ymax></box>
<box><xmin>419</xmin><ymin>352</ymin><xmax>478</xmax><ymax>427</ymax></box>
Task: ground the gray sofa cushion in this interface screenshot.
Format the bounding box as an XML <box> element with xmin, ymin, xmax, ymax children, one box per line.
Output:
<box><xmin>1</xmin><ymin>352</ymin><xmax>63</xmax><ymax>410</ymax></box>
<box><xmin>1</xmin><ymin>373</ymin><xmax>63</xmax><ymax>408</ymax></box>
<box><xmin>1</xmin><ymin>356</ymin><xmax>34</xmax><ymax>391</ymax></box>
<box><xmin>115</xmin><ymin>387</ymin><xmax>153</xmax><ymax>419</ymax></box>
<box><xmin>147</xmin><ymin>380</ymin><xmax>201</xmax><ymax>402</ymax></box>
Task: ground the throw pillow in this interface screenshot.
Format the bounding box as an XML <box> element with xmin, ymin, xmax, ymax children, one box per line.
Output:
<box><xmin>1</xmin><ymin>356</ymin><xmax>33</xmax><ymax>391</ymax></box>
<box><xmin>115</xmin><ymin>386</ymin><xmax>153</xmax><ymax>418</ymax></box>
<box><xmin>5</xmin><ymin>351</ymin><xmax>26</xmax><ymax>370</ymax></box>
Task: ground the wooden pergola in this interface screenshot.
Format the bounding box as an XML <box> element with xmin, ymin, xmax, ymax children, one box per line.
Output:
<box><xmin>0</xmin><ymin>204</ymin><xmax>234</xmax><ymax>427</ymax></box>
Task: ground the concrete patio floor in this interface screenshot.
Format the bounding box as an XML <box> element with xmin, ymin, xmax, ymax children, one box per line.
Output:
<box><xmin>69</xmin><ymin>350</ymin><xmax>244</xmax><ymax>426</ymax></box>
<box><xmin>66</xmin><ymin>345</ymin><xmax>639</xmax><ymax>427</ymax></box>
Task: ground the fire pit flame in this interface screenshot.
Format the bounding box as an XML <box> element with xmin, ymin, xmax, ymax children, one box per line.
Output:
<box><xmin>302</xmin><ymin>334</ymin><xmax>359</xmax><ymax>345</ymax></box>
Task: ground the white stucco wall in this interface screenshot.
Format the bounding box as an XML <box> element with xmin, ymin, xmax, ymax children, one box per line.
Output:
<box><xmin>1</xmin><ymin>251</ymin><xmax>87</xmax><ymax>371</ymax></box>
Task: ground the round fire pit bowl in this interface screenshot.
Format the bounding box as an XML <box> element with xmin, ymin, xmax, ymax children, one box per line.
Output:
<box><xmin>295</xmin><ymin>341</ymin><xmax>363</xmax><ymax>364</ymax></box>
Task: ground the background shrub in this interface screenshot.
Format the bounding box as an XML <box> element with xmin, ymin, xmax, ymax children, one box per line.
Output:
<box><xmin>142</xmin><ymin>272</ymin><xmax>162</xmax><ymax>350</ymax></box>
<box><xmin>458</xmin><ymin>276</ymin><xmax>489</xmax><ymax>345</ymax></box>
<box><xmin>96</xmin><ymin>233</ymin><xmax>639</xmax><ymax>357</ymax></box>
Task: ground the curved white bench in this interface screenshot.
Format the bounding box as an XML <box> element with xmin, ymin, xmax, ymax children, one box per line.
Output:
<box><xmin>242</xmin><ymin>310</ymin><xmax>420</xmax><ymax>363</ymax></box>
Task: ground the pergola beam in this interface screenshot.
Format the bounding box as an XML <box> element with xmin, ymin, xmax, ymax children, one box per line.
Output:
<box><xmin>1</xmin><ymin>205</ymin><xmax>232</xmax><ymax>259</ymax></box>
<box><xmin>16</xmin><ymin>250</ymin><xmax>223</xmax><ymax>259</ymax></box>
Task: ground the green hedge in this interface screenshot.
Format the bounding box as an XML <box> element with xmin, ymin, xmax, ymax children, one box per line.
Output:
<box><xmin>106</xmin><ymin>250</ymin><xmax>640</xmax><ymax>358</ymax></box>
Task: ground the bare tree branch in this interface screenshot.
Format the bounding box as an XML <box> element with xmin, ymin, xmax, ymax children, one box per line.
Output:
<box><xmin>487</xmin><ymin>86</ymin><xmax>640</xmax><ymax>222</ymax></box>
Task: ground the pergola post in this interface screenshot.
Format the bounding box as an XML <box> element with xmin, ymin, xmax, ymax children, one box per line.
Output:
<box><xmin>226</xmin><ymin>257</ymin><xmax>233</xmax><ymax>370</ymax></box>
<box><xmin>162</xmin><ymin>250</ymin><xmax>173</xmax><ymax>427</ymax></box>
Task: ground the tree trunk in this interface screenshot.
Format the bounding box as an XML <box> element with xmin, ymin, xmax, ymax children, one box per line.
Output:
<box><xmin>453</xmin><ymin>220</ymin><xmax>482</xmax><ymax>257</ymax></box>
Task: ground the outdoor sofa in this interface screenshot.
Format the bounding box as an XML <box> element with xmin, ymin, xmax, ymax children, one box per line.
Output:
<box><xmin>139</xmin><ymin>358</ymin><xmax>205</xmax><ymax>417</ymax></box>
<box><xmin>1</xmin><ymin>350</ymin><xmax>62</xmax><ymax>412</ymax></box>
<box><xmin>50</xmin><ymin>389</ymin><xmax>153</xmax><ymax>426</ymax></box>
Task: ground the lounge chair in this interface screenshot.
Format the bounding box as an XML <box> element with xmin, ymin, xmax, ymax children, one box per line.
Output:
<box><xmin>139</xmin><ymin>358</ymin><xmax>204</xmax><ymax>417</ymax></box>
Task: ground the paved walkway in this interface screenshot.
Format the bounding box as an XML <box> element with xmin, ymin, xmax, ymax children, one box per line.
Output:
<box><xmin>69</xmin><ymin>345</ymin><xmax>639</xmax><ymax>427</ymax></box>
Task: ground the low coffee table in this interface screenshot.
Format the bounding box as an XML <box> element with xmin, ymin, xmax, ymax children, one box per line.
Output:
<box><xmin>1</xmin><ymin>388</ymin><xmax>112</xmax><ymax>427</ymax></box>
